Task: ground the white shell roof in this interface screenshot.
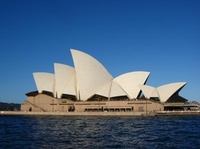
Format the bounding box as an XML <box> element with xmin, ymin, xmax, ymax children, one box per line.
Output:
<box><xmin>139</xmin><ymin>82</ymin><xmax>187</xmax><ymax>102</ymax></box>
<box><xmin>151</xmin><ymin>89</ymin><xmax>159</xmax><ymax>97</ymax></box>
<box><xmin>139</xmin><ymin>84</ymin><xmax>157</xmax><ymax>99</ymax></box>
<box><xmin>96</xmin><ymin>81</ymin><xmax>112</xmax><ymax>97</ymax></box>
<box><xmin>71</xmin><ymin>49</ymin><xmax>113</xmax><ymax>101</ymax></box>
<box><xmin>32</xmin><ymin>49</ymin><xmax>187</xmax><ymax>102</ymax></box>
<box><xmin>33</xmin><ymin>72</ymin><xmax>55</xmax><ymax>96</ymax></box>
<box><xmin>109</xmin><ymin>81</ymin><xmax>127</xmax><ymax>98</ymax></box>
<box><xmin>54</xmin><ymin>63</ymin><xmax>75</xmax><ymax>98</ymax></box>
<box><xmin>157</xmin><ymin>82</ymin><xmax>187</xmax><ymax>102</ymax></box>
<box><xmin>114</xmin><ymin>71</ymin><xmax>150</xmax><ymax>99</ymax></box>
<box><xmin>96</xmin><ymin>81</ymin><xmax>127</xmax><ymax>98</ymax></box>
<box><xmin>62</xmin><ymin>75</ymin><xmax>76</xmax><ymax>97</ymax></box>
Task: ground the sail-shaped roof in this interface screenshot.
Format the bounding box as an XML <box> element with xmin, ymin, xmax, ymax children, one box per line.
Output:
<box><xmin>71</xmin><ymin>49</ymin><xmax>113</xmax><ymax>101</ymax></box>
<box><xmin>139</xmin><ymin>84</ymin><xmax>157</xmax><ymax>99</ymax></box>
<box><xmin>54</xmin><ymin>63</ymin><xmax>75</xmax><ymax>98</ymax></box>
<box><xmin>157</xmin><ymin>82</ymin><xmax>187</xmax><ymax>102</ymax></box>
<box><xmin>32</xmin><ymin>49</ymin><xmax>187</xmax><ymax>102</ymax></box>
<box><xmin>33</xmin><ymin>72</ymin><xmax>55</xmax><ymax>97</ymax></box>
<box><xmin>114</xmin><ymin>71</ymin><xmax>150</xmax><ymax>99</ymax></box>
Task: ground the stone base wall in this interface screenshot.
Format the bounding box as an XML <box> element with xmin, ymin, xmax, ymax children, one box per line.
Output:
<box><xmin>21</xmin><ymin>94</ymin><xmax>164</xmax><ymax>112</ymax></box>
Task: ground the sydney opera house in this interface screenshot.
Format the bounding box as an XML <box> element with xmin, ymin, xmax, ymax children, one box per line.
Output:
<box><xmin>21</xmin><ymin>49</ymin><xmax>190</xmax><ymax>113</ymax></box>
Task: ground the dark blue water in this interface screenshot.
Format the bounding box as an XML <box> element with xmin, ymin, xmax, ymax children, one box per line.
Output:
<box><xmin>0</xmin><ymin>116</ymin><xmax>199</xmax><ymax>149</ymax></box>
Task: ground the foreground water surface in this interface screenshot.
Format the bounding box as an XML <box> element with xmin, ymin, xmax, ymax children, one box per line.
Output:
<box><xmin>0</xmin><ymin>115</ymin><xmax>199</xmax><ymax>149</ymax></box>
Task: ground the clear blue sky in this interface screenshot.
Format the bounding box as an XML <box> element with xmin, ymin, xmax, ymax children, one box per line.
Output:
<box><xmin>0</xmin><ymin>0</ymin><xmax>199</xmax><ymax>103</ymax></box>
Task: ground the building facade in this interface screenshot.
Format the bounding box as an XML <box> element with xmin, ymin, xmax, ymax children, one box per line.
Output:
<box><xmin>21</xmin><ymin>49</ymin><xmax>190</xmax><ymax>112</ymax></box>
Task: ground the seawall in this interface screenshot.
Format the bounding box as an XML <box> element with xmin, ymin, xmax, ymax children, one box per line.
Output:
<box><xmin>156</xmin><ymin>111</ymin><xmax>200</xmax><ymax>116</ymax></box>
<box><xmin>0</xmin><ymin>111</ymin><xmax>145</xmax><ymax>116</ymax></box>
<box><xmin>1</xmin><ymin>111</ymin><xmax>200</xmax><ymax>116</ymax></box>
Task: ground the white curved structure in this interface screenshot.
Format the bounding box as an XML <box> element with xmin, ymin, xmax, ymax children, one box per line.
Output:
<box><xmin>139</xmin><ymin>82</ymin><xmax>186</xmax><ymax>102</ymax></box>
<box><xmin>139</xmin><ymin>84</ymin><xmax>157</xmax><ymax>99</ymax></box>
<box><xmin>157</xmin><ymin>82</ymin><xmax>187</xmax><ymax>102</ymax></box>
<box><xmin>96</xmin><ymin>81</ymin><xmax>127</xmax><ymax>98</ymax></box>
<box><xmin>32</xmin><ymin>49</ymin><xmax>187</xmax><ymax>103</ymax></box>
<box><xmin>33</xmin><ymin>72</ymin><xmax>55</xmax><ymax>96</ymax></box>
<box><xmin>96</xmin><ymin>81</ymin><xmax>112</xmax><ymax>98</ymax></box>
<box><xmin>54</xmin><ymin>63</ymin><xmax>75</xmax><ymax>98</ymax></box>
<box><xmin>109</xmin><ymin>81</ymin><xmax>127</xmax><ymax>98</ymax></box>
<box><xmin>71</xmin><ymin>49</ymin><xmax>113</xmax><ymax>101</ymax></box>
<box><xmin>114</xmin><ymin>71</ymin><xmax>150</xmax><ymax>99</ymax></box>
<box><xmin>62</xmin><ymin>75</ymin><xmax>77</xmax><ymax>97</ymax></box>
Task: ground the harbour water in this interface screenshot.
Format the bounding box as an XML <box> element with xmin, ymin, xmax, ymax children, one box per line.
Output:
<box><xmin>0</xmin><ymin>115</ymin><xmax>199</xmax><ymax>149</ymax></box>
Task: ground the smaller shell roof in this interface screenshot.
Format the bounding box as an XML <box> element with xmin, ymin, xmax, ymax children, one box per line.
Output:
<box><xmin>157</xmin><ymin>82</ymin><xmax>187</xmax><ymax>102</ymax></box>
<box><xmin>33</xmin><ymin>72</ymin><xmax>55</xmax><ymax>97</ymax></box>
<box><xmin>114</xmin><ymin>71</ymin><xmax>150</xmax><ymax>99</ymax></box>
<box><xmin>139</xmin><ymin>82</ymin><xmax>187</xmax><ymax>103</ymax></box>
<box><xmin>138</xmin><ymin>84</ymin><xmax>157</xmax><ymax>99</ymax></box>
<box><xmin>54</xmin><ymin>63</ymin><xmax>75</xmax><ymax>98</ymax></box>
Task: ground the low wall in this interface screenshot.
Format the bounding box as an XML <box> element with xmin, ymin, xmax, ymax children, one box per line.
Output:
<box><xmin>0</xmin><ymin>111</ymin><xmax>145</xmax><ymax>116</ymax></box>
<box><xmin>156</xmin><ymin>111</ymin><xmax>200</xmax><ymax>116</ymax></box>
<box><xmin>1</xmin><ymin>111</ymin><xmax>200</xmax><ymax>116</ymax></box>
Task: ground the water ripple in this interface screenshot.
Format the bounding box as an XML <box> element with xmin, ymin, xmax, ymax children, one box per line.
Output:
<box><xmin>0</xmin><ymin>116</ymin><xmax>200</xmax><ymax>149</ymax></box>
